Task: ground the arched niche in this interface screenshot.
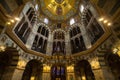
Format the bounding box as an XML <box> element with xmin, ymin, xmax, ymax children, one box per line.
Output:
<box><xmin>31</xmin><ymin>24</ymin><xmax>49</xmax><ymax>54</ymax></box>
<box><xmin>14</xmin><ymin>17</ymin><xmax>25</xmax><ymax>34</ymax></box>
<box><xmin>41</xmin><ymin>27</ymin><xmax>45</xmax><ymax>36</ymax></box>
<box><xmin>14</xmin><ymin>7</ymin><xmax>37</xmax><ymax>44</ymax></box>
<box><xmin>54</xmin><ymin>31</ymin><xmax>65</xmax><ymax>40</ymax></box>
<box><xmin>52</xmin><ymin>30</ymin><xmax>65</xmax><ymax>55</ymax></box>
<box><xmin>74</xmin><ymin>60</ymin><xmax>95</xmax><ymax>80</ymax></box>
<box><xmin>51</xmin><ymin>64</ymin><xmax>66</xmax><ymax>80</ymax></box>
<box><xmin>22</xmin><ymin>60</ymin><xmax>43</xmax><ymax>80</ymax></box>
<box><xmin>69</xmin><ymin>26</ymin><xmax>81</xmax><ymax>38</ymax></box>
<box><xmin>71</xmin><ymin>36</ymin><xmax>86</xmax><ymax>54</ymax></box>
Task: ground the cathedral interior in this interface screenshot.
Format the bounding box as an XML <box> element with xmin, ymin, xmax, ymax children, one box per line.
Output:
<box><xmin>0</xmin><ymin>0</ymin><xmax>120</xmax><ymax>80</ymax></box>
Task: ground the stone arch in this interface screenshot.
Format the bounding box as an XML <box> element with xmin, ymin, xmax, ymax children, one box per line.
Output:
<box><xmin>22</xmin><ymin>59</ymin><xmax>43</xmax><ymax>80</ymax></box>
<box><xmin>96</xmin><ymin>46</ymin><xmax>116</xmax><ymax>80</ymax></box>
<box><xmin>74</xmin><ymin>60</ymin><xmax>95</xmax><ymax>80</ymax></box>
<box><xmin>37</xmin><ymin>24</ymin><xmax>49</xmax><ymax>38</ymax></box>
<box><xmin>53</xmin><ymin>30</ymin><xmax>65</xmax><ymax>55</ymax></box>
<box><xmin>41</xmin><ymin>27</ymin><xmax>46</xmax><ymax>36</ymax></box>
<box><xmin>69</xmin><ymin>24</ymin><xmax>81</xmax><ymax>38</ymax></box>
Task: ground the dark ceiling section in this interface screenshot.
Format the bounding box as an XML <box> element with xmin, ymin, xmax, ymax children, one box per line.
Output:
<box><xmin>15</xmin><ymin>0</ymin><xmax>23</xmax><ymax>6</ymax></box>
<box><xmin>0</xmin><ymin>0</ymin><xmax>11</xmax><ymax>13</ymax></box>
<box><xmin>109</xmin><ymin>0</ymin><xmax>120</xmax><ymax>15</ymax></box>
<box><xmin>97</xmin><ymin>0</ymin><xmax>107</xmax><ymax>8</ymax></box>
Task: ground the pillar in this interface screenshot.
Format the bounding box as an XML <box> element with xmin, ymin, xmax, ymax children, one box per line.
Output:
<box><xmin>12</xmin><ymin>57</ymin><xmax>27</xmax><ymax>80</ymax></box>
<box><xmin>65</xmin><ymin>32</ymin><xmax>71</xmax><ymax>55</ymax></box>
<box><xmin>25</xmin><ymin>24</ymin><xmax>38</xmax><ymax>49</ymax></box>
<box><xmin>46</xmin><ymin>32</ymin><xmax>53</xmax><ymax>55</ymax></box>
<box><xmin>80</xmin><ymin>24</ymin><xmax>92</xmax><ymax>49</ymax></box>
<box><xmin>89</xmin><ymin>51</ymin><xmax>115</xmax><ymax>80</ymax></box>
<box><xmin>97</xmin><ymin>51</ymin><xmax>115</xmax><ymax>80</ymax></box>
<box><xmin>88</xmin><ymin>57</ymin><xmax>105</xmax><ymax>80</ymax></box>
<box><xmin>1</xmin><ymin>66</ymin><xmax>16</xmax><ymax>80</ymax></box>
<box><xmin>12</xmin><ymin>68</ymin><xmax>25</xmax><ymax>80</ymax></box>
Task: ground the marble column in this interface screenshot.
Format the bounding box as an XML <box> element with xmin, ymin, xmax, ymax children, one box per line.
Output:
<box><xmin>89</xmin><ymin>52</ymin><xmax>115</xmax><ymax>80</ymax></box>
<box><xmin>25</xmin><ymin>24</ymin><xmax>38</xmax><ymax>49</ymax></box>
<box><xmin>80</xmin><ymin>24</ymin><xmax>92</xmax><ymax>49</ymax></box>
<box><xmin>65</xmin><ymin>32</ymin><xmax>71</xmax><ymax>55</ymax></box>
<box><xmin>46</xmin><ymin>32</ymin><xmax>53</xmax><ymax>55</ymax></box>
<box><xmin>12</xmin><ymin>68</ymin><xmax>25</xmax><ymax>80</ymax></box>
<box><xmin>1</xmin><ymin>66</ymin><xmax>16</xmax><ymax>80</ymax></box>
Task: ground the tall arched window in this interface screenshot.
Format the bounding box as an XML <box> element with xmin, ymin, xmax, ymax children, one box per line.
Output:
<box><xmin>17</xmin><ymin>22</ymin><xmax>29</xmax><ymax>43</ymax></box>
<box><xmin>53</xmin><ymin>31</ymin><xmax>65</xmax><ymax>55</ymax></box>
<box><xmin>32</xmin><ymin>25</ymin><xmax>49</xmax><ymax>54</ymax></box>
<box><xmin>14</xmin><ymin>7</ymin><xmax>37</xmax><ymax>44</ymax></box>
<box><xmin>69</xmin><ymin>25</ymin><xmax>86</xmax><ymax>54</ymax></box>
<box><xmin>51</xmin><ymin>65</ymin><xmax>66</xmax><ymax>80</ymax></box>
<box><xmin>22</xmin><ymin>60</ymin><xmax>43</xmax><ymax>80</ymax></box>
<box><xmin>83</xmin><ymin>9</ymin><xmax>104</xmax><ymax>44</ymax></box>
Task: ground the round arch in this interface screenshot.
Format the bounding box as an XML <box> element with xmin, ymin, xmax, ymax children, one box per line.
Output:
<box><xmin>22</xmin><ymin>59</ymin><xmax>43</xmax><ymax>80</ymax></box>
<box><xmin>74</xmin><ymin>60</ymin><xmax>95</xmax><ymax>80</ymax></box>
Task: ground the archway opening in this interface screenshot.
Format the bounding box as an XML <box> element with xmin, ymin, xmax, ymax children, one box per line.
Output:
<box><xmin>75</xmin><ymin>60</ymin><xmax>95</xmax><ymax>80</ymax></box>
<box><xmin>22</xmin><ymin>60</ymin><xmax>43</xmax><ymax>80</ymax></box>
<box><xmin>51</xmin><ymin>64</ymin><xmax>66</xmax><ymax>80</ymax></box>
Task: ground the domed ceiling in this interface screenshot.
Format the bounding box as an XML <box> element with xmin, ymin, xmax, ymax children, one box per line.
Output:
<box><xmin>40</xmin><ymin>0</ymin><xmax>80</xmax><ymax>21</ymax></box>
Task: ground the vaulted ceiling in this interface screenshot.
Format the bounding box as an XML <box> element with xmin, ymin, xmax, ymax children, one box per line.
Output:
<box><xmin>39</xmin><ymin>0</ymin><xmax>80</xmax><ymax>21</ymax></box>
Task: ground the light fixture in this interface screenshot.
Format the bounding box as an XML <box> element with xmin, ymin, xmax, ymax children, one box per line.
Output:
<box><xmin>30</xmin><ymin>76</ymin><xmax>35</xmax><ymax>80</ymax></box>
<box><xmin>17</xmin><ymin>60</ymin><xmax>26</xmax><ymax>68</ymax></box>
<box><xmin>103</xmin><ymin>20</ymin><xmax>108</xmax><ymax>23</ymax></box>
<box><xmin>15</xmin><ymin>17</ymin><xmax>20</xmax><ymax>21</ymax></box>
<box><xmin>82</xmin><ymin>76</ymin><xmax>86</xmax><ymax>80</ymax></box>
<box><xmin>7</xmin><ymin>22</ymin><xmax>11</xmax><ymax>25</ymax></box>
<box><xmin>99</xmin><ymin>17</ymin><xmax>112</xmax><ymax>26</ymax></box>
<box><xmin>107</xmin><ymin>23</ymin><xmax>112</xmax><ymax>26</ymax></box>
<box><xmin>113</xmin><ymin>48</ymin><xmax>118</xmax><ymax>54</ymax></box>
<box><xmin>10</xmin><ymin>19</ymin><xmax>15</xmax><ymax>23</ymax></box>
<box><xmin>98</xmin><ymin>18</ymin><xmax>104</xmax><ymax>21</ymax></box>
<box><xmin>43</xmin><ymin>64</ymin><xmax>50</xmax><ymax>72</ymax></box>
<box><xmin>0</xmin><ymin>45</ymin><xmax>6</xmax><ymax>52</ymax></box>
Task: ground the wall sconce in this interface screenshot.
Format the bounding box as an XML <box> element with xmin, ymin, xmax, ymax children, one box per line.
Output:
<box><xmin>98</xmin><ymin>17</ymin><xmax>104</xmax><ymax>21</ymax></box>
<box><xmin>82</xmin><ymin>76</ymin><xmax>86</xmax><ymax>80</ymax></box>
<box><xmin>43</xmin><ymin>64</ymin><xmax>51</xmax><ymax>72</ymax></box>
<box><xmin>17</xmin><ymin>60</ymin><xmax>26</xmax><ymax>68</ymax></box>
<box><xmin>30</xmin><ymin>76</ymin><xmax>35</xmax><ymax>80</ymax></box>
<box><xmin>67</xmin><ymin>65</ymin><xmax>74</xmax><ymax>72</ymax></box>
<box><xmin>0</xmin><ymin>45</ymin><xmax>6</xmax><ymax>52</ymax></box>
<box><xmin>112</xmin><ymin>48</ymin><xmax>119</xmax><ymax>54</ymax></box>
<box><xmin>112</xmin><ymin>47</ymin><xmax>120</xmax><ymax>56</ymax></box>
<box><xmin>6</xmin><ymin>17</ymin><xmax>20</xmax><ymax>25</ymax></box>
<box><xmin>98</xmin><ymin>17</ymin><xmax>112</xmax><ymax>26</ymax></box>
